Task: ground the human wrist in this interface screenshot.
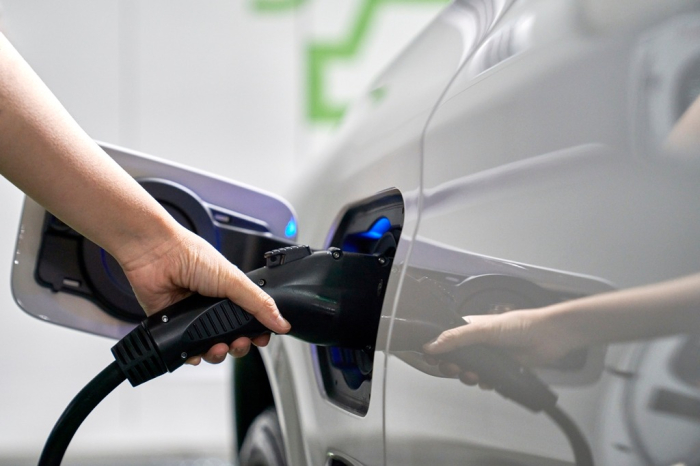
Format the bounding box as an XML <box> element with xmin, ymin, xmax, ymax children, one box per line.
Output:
<box><xmin>107</xmin><ymin>208</ymin><xmax>188</xmax><ymax>273</ymax></box>
<box><xmin>534</xmin><ymin>302</ymin><xmax>592</xmax><ymax>354</ymax></box>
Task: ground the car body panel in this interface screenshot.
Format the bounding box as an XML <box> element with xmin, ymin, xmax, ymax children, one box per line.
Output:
<box><xmin>384</xmin><ymin>1</ymin><xmax>700</xmax><ymax>464</ymax></box>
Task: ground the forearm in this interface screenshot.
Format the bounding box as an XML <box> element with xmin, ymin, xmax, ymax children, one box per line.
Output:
<box><xmin>543</xmin><ymin>272</ymin><xmax>700</xmax><ymax>349</ymax></box>
<box><xmin>0</xmin><ymin>33</ymin><xmax>179</xmax><ymax>267</ymax></box>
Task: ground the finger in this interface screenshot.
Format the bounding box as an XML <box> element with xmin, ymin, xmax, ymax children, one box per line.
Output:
<box><xmin>251</xmin><ymin>333</ymin><xmax>271</xmax><ymax>347</ymax></box>
<box><xmin>438</xmin><ymin>361</ymin><xmax>461</xmax><ymax>377</ymax></box>
<box><xmin>186</xmin><ymin>356</ymin><xmax>202</xmax><ymax>366</ymax></box>
<box><xmin>228</xmin><ymin>346</ymin><xmax>250</xmax><ymax>358</ymax></box>
<box><xmin>228</xmin><ymin>337</ymin><xmax>253</xmax><ymax>358</ymax></box>
<box><xmin>458</xmin><ymin>371</ymin><xmax>479</xmax><ymax>386</ymax></box>
<box><xmin>202</xmin><ymin>342</ymin><xmax>231</xmax><ymax>364</ymax></box>
<box><xmin>477</xmin><ymin>381</ymin><xmax>494</xmax><ymax>391</ymax></box>
<box><xmin>225</xmin><ymin>267</ymin><xmax>291</xmax><ymax>335</ymax></box>
<box><xmin>423</xmin><ymin>355</ymin><xmax>439</xmax><ymax>366</ymax></box>
<box><xmin>423</xmin><ymin>321</ymin><xmax>484</xmax><ymax>354</ymax></box>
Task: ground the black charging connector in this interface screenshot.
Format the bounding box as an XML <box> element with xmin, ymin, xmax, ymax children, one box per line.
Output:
<box><xmin>112</xmin><ymin>246</ymin><xmax>392</xmax><ymax>388</ymax></box>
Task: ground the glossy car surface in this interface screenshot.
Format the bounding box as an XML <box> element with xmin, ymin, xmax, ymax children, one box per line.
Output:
<box><xmin>12</xmin><ymin>0</ymin><xmax>700</xmax><ymax>465</ymax></box>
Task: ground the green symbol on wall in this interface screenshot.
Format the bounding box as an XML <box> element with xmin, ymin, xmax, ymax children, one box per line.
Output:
<box><xmin>253</xmin><ymin>0</ymin><xmax>448</xmax><ymax>124</ymax></box>
<box><xmin>251</xmin><ymin>0</ymin><xmax>307</xmax><ymax>12</ymax></box>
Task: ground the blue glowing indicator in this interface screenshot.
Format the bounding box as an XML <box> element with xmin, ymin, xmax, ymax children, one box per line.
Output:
<box><xmin>358</xmin><ymin>217</ymin><xmax>391</xmax><ymax>239</ymax></box>
<box><xmin>285</xmin><ymin>217</ymin><xmax>297</xmax><ymax>238</ymax></box>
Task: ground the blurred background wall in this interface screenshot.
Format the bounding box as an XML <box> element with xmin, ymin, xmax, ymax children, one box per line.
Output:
<box><xmin>0</xmin><ymin>0</ymin><xmax>444</xmax><ymax>463</ymax></box>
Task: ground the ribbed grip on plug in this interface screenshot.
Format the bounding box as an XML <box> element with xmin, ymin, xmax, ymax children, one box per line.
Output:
<box><xmin>111</xmin><ymin>324</ymin><xmax>167</xmax><ymax>387</ymax></box>
<box><xmin>184</xmin><ymin>299</ymin><xmax>253</xmax><ymax>343</ymax></box>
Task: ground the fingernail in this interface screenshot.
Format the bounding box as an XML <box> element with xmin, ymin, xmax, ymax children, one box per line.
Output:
<box><xmin>277</xmin><ymin>314</ymin><xmax>291</xmax><ymax>330</ymax></box>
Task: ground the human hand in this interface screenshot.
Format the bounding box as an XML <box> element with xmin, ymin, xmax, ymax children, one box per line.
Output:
<box><xmin>118</xmin><ymin>226</ymin><xmax>290</xmax><ymax>366</ymax></box>
<box><xmin>422</xmin><ymin>309</ymin><xmax>576</xmax><ymax>387</ymax></box>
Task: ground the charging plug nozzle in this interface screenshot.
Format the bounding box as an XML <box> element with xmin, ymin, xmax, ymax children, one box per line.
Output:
<box><xmin>112</xmin><ymin>246</ymin><xmax>392</xmax><ymax>387</ymax></box>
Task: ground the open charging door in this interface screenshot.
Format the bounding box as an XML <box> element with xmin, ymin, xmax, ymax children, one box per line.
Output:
<box><xmin>11</xmin><ymin>142</ymin><xmax>297</xmax><ymax>339</ymax></box>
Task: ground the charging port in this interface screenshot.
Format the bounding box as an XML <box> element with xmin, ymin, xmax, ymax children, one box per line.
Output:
<box><xmin>314</xmin><ymin>189</ymin><xmax>404</xmax><ymax>415</ymax></box>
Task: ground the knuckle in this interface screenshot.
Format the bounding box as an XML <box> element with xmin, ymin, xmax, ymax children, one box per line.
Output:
<box><xmin>260</xmin><ymin>293</ymin><xmax>276</xmax><ymax>311</ymax></box>
<box><xmin>439</xmin><ymin>328</ymin><xmax>461</xmax><ymax>343</ymax></box>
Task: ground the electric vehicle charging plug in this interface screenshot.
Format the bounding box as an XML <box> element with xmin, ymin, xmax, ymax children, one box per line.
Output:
<box><xmin>112</xmin><ymin>246</ymin><xmax>392</xmax><ymax>387</ymax></box>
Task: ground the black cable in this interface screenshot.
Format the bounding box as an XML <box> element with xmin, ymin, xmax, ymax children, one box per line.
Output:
<box><xmin>38</xmin><ymin>361</ymin><xmax>126</xmax><ymax>466</ymax></box>
<box><xmin>545</xmin><ymin>404</ymin><xmax>594</xmax><ymax>466</ymax></box>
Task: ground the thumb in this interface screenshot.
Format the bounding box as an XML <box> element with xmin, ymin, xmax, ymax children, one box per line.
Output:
<box><xmin>423</xmin><ymin>317</ymin><xmax>485</xmax><ymax>354</ymax></box>
<box><xmin>223</xmin><ymin>264</ymin><xmax>291</xmax><ymax>335</ymax></box>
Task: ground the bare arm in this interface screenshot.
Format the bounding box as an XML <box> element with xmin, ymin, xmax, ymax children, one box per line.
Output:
<box><xmin>0</xmin><ymin>33</ymin><xmax>290</xmax><ymax>363</ymax></box>
<box><xmin>544</xmin><ymin>272</ymin><xmax>700</xmax><ymax>348</ymax></box>
<box><xmin>0</xmin><ymin>32</ymin><xmax>168</xmax><ymax>266</ymax></box>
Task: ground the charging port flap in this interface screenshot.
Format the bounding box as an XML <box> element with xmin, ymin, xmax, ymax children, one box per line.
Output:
<box><xmin>12</xmin><ymin>142</ymin><xmax>298</xmax><ymax>339</ymax></box>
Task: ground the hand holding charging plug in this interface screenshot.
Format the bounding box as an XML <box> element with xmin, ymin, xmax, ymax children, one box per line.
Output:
<box><xmin>120</xmin><ymin>230</ymin><xmax>291</xmax><ymax>366</ymax></box>
<box><xmin>0</xmin><ymin>30</ymin><xmax>288</xmax><ymax>364</ymax></box>
<box><xmin>114</xmin><ymin>246</ymin><xmax>393</xmax><ymax>386</ymax></box>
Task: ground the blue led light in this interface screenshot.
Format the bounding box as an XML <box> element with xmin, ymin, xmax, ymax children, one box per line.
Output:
<box><xmin>284</xmin><ymin>217</ymin><xmax>297</xmax><ymax>238</ymax></box>
<box><xmin>358</xmin><ymin>217</ymin><xmax>391</xmax><ymax>239</ymax></box>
